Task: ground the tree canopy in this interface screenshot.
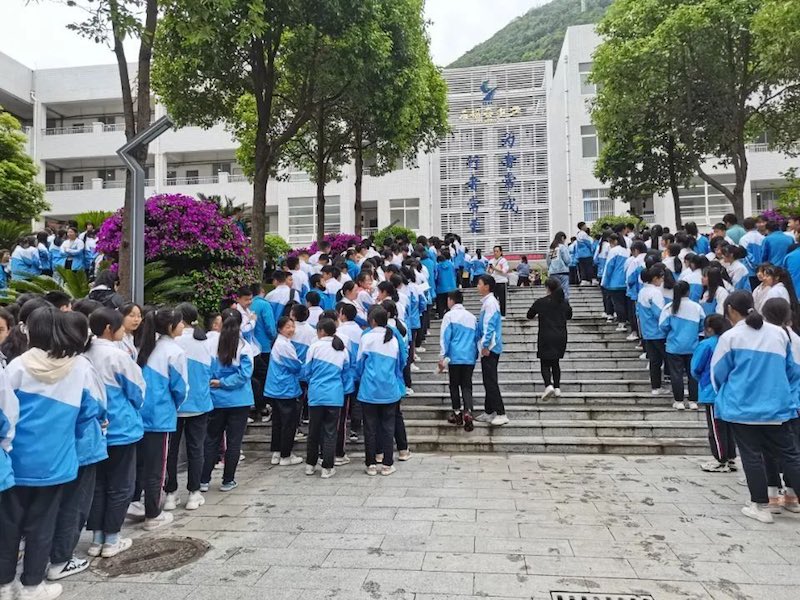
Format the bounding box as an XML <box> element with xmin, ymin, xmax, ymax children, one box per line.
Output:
<box><xmin>0</xmin><ymin>107</ymin><xmax>48</xmax><ymax>222</ymax></box>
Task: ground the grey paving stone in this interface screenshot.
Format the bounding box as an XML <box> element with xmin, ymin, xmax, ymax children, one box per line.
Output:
<box><xmin>226</xmin><ymin>547</ymin><xmax>331</xmax><ymax>567</ymax></box>
<box><xmin>473</xmin><ymin>573</ymin><xmax>591</xmax><ymax>598</ymax></box>
<box><xmin>255</xmin><ymin>566</ymin><xmax>369</xmax><ymax>590</ymax></box>
<box><xmin>704</xmin><ymin>581</ymin><xmax>799</xmax><ymax>600</ymax></box>
<box><xmin>627</xmin><ymin>558</ymin><xmax>753</xmax><ymax>583</ymax></box>
<box><xmin>59</xmin><ymin>582</ymin><xmax>193</xmax><ymax>600</ymax></box>
<box><xmin>347</xmin><ymin>519</ymin><xmax>433</xmax><ymax>535</ymax></box>
<box><xmin>584</xmin><ymin>577</ymin><xmax>713</xmax><ymax>600</ymax></box>
<box><xmin>667</xmin><ymin>541</ymin><xmax>788</xmax><ymax>564</ymax></box>
<box><xmin>363</xmin><ymin>569</ymin><xmax>474</xmax><ymax>595</ymax></box>
<box><xmin>475</xmin><ymin>537</ymin><xmax>573</xmax><ymax>557</ymax></box>
<box><xmin>323</xmin><ymin>549</ymin><xmax>425</xmax><ymax>570</ymax></box>
<box><xmin>381</xmin><ymin>535</ymin><xmax>475</xmax><ymax>553</ymax></box>
<box><xmin>518</xmin><ymin>523</ymin><xmax>613</xmax><ymax>540</ymax></box>
<box><xmin>432</xmin><ymin>521</ymin><xmax>519</xmax><ymax>538</ymax></box>
<box><xmin>364</xmin><ymin>495</ymin><xmax>439</xmax><ymax>507</ymax></box>
<box><xmin>422</xmin><ymin>551</ymin><xmax>527</xmax><ymax>574</ymax></box>
<box><xmin>209</xmin><ymin>530</ymin><xmax>298</xmax><ymax>548</ymax></box>
<box><xmin>395</xmin><ymin>508</ymin><xmax>476</xmax><ymax>522</ymax></box>
<box><xmin>438</xmin><ymin>497</ymin><xmax>517</xmax><ymax>510</ymax></box>
<box><xmin>525</xmin><ymin>555</ymin><xmax>637</xmax><ymax>578</ymax></box>
<box><xmin>291</xmin><ymin>532</ymin><xmax>385</xmax><ymax>549</ymax></box>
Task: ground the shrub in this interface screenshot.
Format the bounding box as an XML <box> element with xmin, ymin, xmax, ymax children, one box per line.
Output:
<box><xmin>372</xmin><ymin>225</ymin><xmax>416</xmax><ymax>248</ymax></box>
<box><xmin>264</xmin><ymin>234</ymin><xmax>291</xmax><ymax>265</ymax></box>
<box><xmin>0</xmin><ymin>220</ymin><xmax>28</xmax><ymax>250</ymax></box>
<box><xmin>75</xmin><ymin>211</ymin><xmax>113</xmax><ymax>232</ymax></box>
<box><xmin>292</xmin><ymin>233</ymin><xmax>363</xmax><ymax>258</ymax></box>
<box><xmin>590</xmin><ymin>215</ymin><xmax>646</xmax><ymax>236</ymax></box>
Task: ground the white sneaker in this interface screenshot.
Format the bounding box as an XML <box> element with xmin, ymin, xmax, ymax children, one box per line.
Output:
<box><xmin>651</xmin><ymin>388</ymin><xmax>665</xmax><ymax>396</ymax></box>
<box><xmin>741</xmin><ymin>502</ymin><xmax>774</xmax><ymax>524</ymax></box>
<box><xmin>100</xmin><ymin>538</ymin><xmax>133</xmax><ymax>558</ymax></box>
<box><xmin>553</xmin><ymin>388</ymin><xmax>561</xmax><ymax>397</ymax></box>
<box><xmin>321</xmin><ymin>468</ymin><xmax>336</xmax><ymax>479</ymax></box>
<box><xmin>126</xmin><ymin>501</ymin><xmax>145</xmax><ymax>520</ymax></box>
<box><xmin>626</xmin><ymin>332</ymin><xmax>639</xmax><ymax>341</ymax></box>
<box><xmin>271</xmin><ymin>452</ymin><xmax>281</xmax><ymax>465</ymax></box>
<box><xmin>334</xmin><ymin>455</ymin><xmax>351</xmax><ymax>466</ymax></box>
<box><xmin>398</xmin><ymin>450</ymin><xmax>412</xmax><ymax>461</ymax></box>
<box><xmin>541</xmin><ymin>385</ymin><xmax>555</xmax><ymax>400</ymax></box>
<box><xmin>659</xmin><ymin>387</ymin><xmax>671</xmax><ymax>395</ymax></box>
<box><xmin>639</xmin><ymin>353</ymin><xmax>648</xmax><ymax>360</ymax></box>
<box><xmin>688</xmin><ymin>402</ymin><xmax>699</xmax><ymax>410</ymax></box>
<box><xmin>365</xmin><ymin>464</ymin><xmax>378</xmax><ymax>476</ymax></box>
<box><xmin>0</xmin><ymin>581</ymin><xmax>20</xmax><ymax>600</ymax></box>
<box><xmin>700</xmin><ymin>460</ymin><xmax>731</xmax><ymax>473</ymax></box>
<box><xmin>475</xmin><ymin>412</ymin><xmax>496</xmax><ymax>423</ymax></box>
<box><xmin>409</xmin><ymin>363</ymin><xmax>420</xmax><ymax>372</ymax></box>
<box><xmin>163</xmin><ymin>493</ymin><xmax>178</xmax><ymax>511</ymax></box>
<box><xmin>213</xmin><ymin>461</ymin><xmax>223</xmax><ymax>470</ymax></box>
<box><xmin>416</xmin><ymin>346</ymin><xmax>426</xmax><ymax>353</ymax></box>
<box><xmin>381</xmin><ymin>465</ymin><xmax>397</xmax><ymax>476</ymax></box>
<box><xmin>672</xmin><ymin>402</ymin><xmax>685</xmax><ymax>410</ymax></box>
<box><xmin>18</xmin><ymin>582</ymin><xmax>62</xmax><ymax>600</ymax></box>
<box><xmin>405</xmin><ymin>387</ymin><xmax>415</xmax><ymax>395</ymax></box>
<box><xmin>615</xmin><ymin>324</ymin><xmax>627</xmax><ymax>332</ymax></box>
<box><xmin>305</xmin><ymin>464</ymin><xmax>316</xmax><ymax>476</ymax></box>
<box><xmin>47</xmin><ymin>556</ymin><xmax>88</xmax><ymax>581</ymax></box>
<box><xmin>279</xmin><ymin>455</ymin><xmax>303</xmax><ymax>466</ymax></box>
<box><xmin>87</xmin><ymin>542</ymin><xmax>102</xmax><ymax>558</ymax></box>
<box><xmin>143</xmin><ymin>511</ymin><xmax>174</xmax><ymax>531</ymax></box>
<box><xmin>185</xmin><ymin>491</ymin><xmax>205</xmax><ymax>511</ymax></box>
<box><xmin>490</xmin><ymin>414</ymin><xmax>510</xmax><ymax>426</ymax></box>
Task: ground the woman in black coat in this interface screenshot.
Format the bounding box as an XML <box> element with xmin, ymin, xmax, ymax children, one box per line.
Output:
<box><xmin>526</xmin><ymin>277</ymin><xmax>573</xmax><ymax>399</ymax></box>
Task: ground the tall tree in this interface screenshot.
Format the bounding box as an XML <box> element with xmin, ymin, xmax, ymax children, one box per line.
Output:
<box><xmin>154</xmin><ymin>0</ymin><xmax>371</xmax><ymax>270</ymax></box>
<box><xmin>592</xmin><ymin>0</ymin><xmax>800</xmax><ymax>222</ymax></box>
<box><xmin>0</xmin><ymin>107</ymin><xmax>48</xmax><ymax>222</ymax></box>
<box><xmin>56</xmin><ymin>0</ymin><xmax>158</xmax><ymax>298</ymax></box>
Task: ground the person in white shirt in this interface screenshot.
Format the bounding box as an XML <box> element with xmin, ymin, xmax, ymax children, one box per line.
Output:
<box><xmin>487</xmin><ymin>245</ymin><xmax>509</xmax><ymax>316</ymax></box>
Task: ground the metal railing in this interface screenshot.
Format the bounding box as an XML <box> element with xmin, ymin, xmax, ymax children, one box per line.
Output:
<box><xmin>361</xmin><ymin>227</ymin><xmax>378</xmax><ymax>237</ymax></box>
<box><xmin>45</xmin><ymin>182</ymin><xmax>86</xmax><ymax>192</ymax></box>
<box><xmin>103</xmin><ymin>180</ymin><xmax>126</xmax><ymax>189</ymax></box>
<box><xmin>165</xmin><ymin>175</ymin><xmax>219</xmax><ymax>186</ymax></box>
<box><xmin>43</xmin><ymin>125</ymin><xmax>95</xmax><ymax>136</ymax></box>
<box><xmin>102</xmin><ymin>122</ymin><xmax>126</xmax><ymax>133</ymax></box>
<box><xmin>228</xmin><ymin>174</ymin><xmax>249</xmax><ymax>183</ymax></box>
<box><xmin>144</xmin><ymin>178</ymin><xmax>156</xmax><ymax>187</ymax></box>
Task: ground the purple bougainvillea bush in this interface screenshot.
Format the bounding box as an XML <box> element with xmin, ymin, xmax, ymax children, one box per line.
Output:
<box><xmin>97</xmin><ymin>193</ymin><xmax>254</xmax><ymax>313</ymax></box>
<box><xmin>290</xmin><ymin>233</ymin><xmax>363</xmax><ymax>258</ymax></box>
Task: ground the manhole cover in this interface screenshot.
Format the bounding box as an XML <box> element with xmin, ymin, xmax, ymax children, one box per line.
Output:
<box><xmin>551</xmin><ymin>594</ymin><xmax>654</xmax><ymax>600</ymax></box>
<box><xmin>92</xmin><ymin>537</ymin><xmax>210</xmax><ymax>577</ymax></box>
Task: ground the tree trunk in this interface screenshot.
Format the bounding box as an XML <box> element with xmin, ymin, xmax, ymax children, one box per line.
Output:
<box><xmin>315</xmin><ymin>105</ymin><xmax>326</xmax><ymax>243</ymax></box>
<box><xmin>353</xmin><ymin>127</ymin><xmax>364</xmax><ymax>237</ymax></box>
<box><xmin>667</xmin><ymin>136</ymin><xmax>683</xmax><ymax>229</ymax></box>
<box><xmin>251</xmin><ymin>131</ymin><xmax>269</xmax><ymax>280</ymax></box>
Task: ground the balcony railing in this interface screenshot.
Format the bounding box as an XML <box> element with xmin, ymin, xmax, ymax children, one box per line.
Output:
<box><xmin>44</xmin><ymin>125</ymin><xmax>95</xmax><ymax>136</ymax></box>
<box><xmin>46</xmin><ymin>182</ymin><xmax>86</xmax><ymax>192</ymax></box>
<box><xmin>103</xmin><ymin>180</ymin><xmax>126</xmax><ymax>189</ymax></box>
<box><xmin>102</xmin><ymin>123</ymin><xmax>126</xmax><ymax>133</ymax></box>
<box><xmin>361</xmin><ymin>227</ymin><xmax>378</xmax><ymax>237</ymax></box>
<box><xmin>228</xmin><ymin>174</ymin><xmax>249</xmax><ymax>183</ymax></box>
<box><xmin>165</xmin><ymin>175</ymin><xmax>219</xmax><ymax>186</ymax></box>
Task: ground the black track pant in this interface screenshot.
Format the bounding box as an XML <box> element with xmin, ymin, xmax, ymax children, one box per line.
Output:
<box><xmin>705</xmin><ymin>405</ymin><xmax>737</xmax><ymax>463</ymax></box>
<box><xmin>307</xmin><ymin>406</ymin><xmax>340</xmax><ymax>469</ymax></box>
<box><xmin>540</xmin><ymin>358</ymin><xmax>561</xmax><ymax>388</ymax></box>
<box><xmin>733</xmin><ymin>422</ymin><xmax>800</xmax><ymax>504</ymax></box>
<box><xmin>448</xmin><ymin>364</ymin><xmax>474</xmax><ymax>413</ymax></box>
<box><xmin>88</xmin><ymin>443</ymin><xmax>136</xmax><ymax>535</ymax></box>
<box><xmin>270</xmin><ymin>397</ymin><xmax>300</xmax><ymax>458</ymax></box>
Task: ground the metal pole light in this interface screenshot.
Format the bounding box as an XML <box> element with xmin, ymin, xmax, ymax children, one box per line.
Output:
<box><xmin>117</xmin><ymin>115</ymin><xmax>173</xmax><ymax>305</ymax></box>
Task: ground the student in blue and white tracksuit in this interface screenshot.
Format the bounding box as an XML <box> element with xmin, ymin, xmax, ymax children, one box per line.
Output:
<box><xmin>135</xmin><ymin>308</ymin><xmax>188</xmax><ymax>530</ymax></box>
<box><xmin>435</xmin><ymin>250</ymin><xmax>457</xmax><ymax>319</ymax></box>
<box><xmin>339</xmin><ymin>281</ymin><xmax>367</xmax><ymax>328</ymax></box>
<box><xmin>60</xmin><ymin>227</ymin><xmax>85</xmax><ymax>272</ymax></box>
<box><xmin>682</xmin><ymin>254</ymin><xmax>706</xmax><ymax>302</ymax></box>
<box><xmin>700</xmin><ymin>268</ymin><xmax>729</xmax><ymax>317</ymax></box>
<box><xmin>723</xmin><ymin>245</ymin><xmax>752</xmax><ymax>291</ymax></box>
<box><xmin>36</xmin><ymin>232</ymin><xmax>53</xmax><ymax>277</ymax></box>
<box><xmin>469</xmin><ymin>249</ymin><xmax>488</xmax><ymax>286</ymax></box>
<box><xmin>691</xmin><ymin>314</ymin><xmax>735</xmax><ymax>473</ymax></box>
<box><xmin>439</xmin><ymin>291</ymin><xmax>478</xmax><ymax>431</ymax></box>
<box><xmin>475</xmin><ymin>275</ymin><xmax>507</xmax><ymax>425</ymax></box>
<box><xmin>762</xmin><ymin>221</ymin><xmax>793</xmax><ymax>266</ymax></box>
<box><xmin>85</xmin><ymin>308</ymin><xmax>146</xmax><ymax>559</ymax></box>
<box><xmin>10</xmin><ymin>237</ymin><xmax>40</xmax><ymax>280</ymax></box>
<box><xmin>250</xmin><ymin>282</ymin><xmax>276</xmax><ymax>422</ymax></box>
<box><xmin>601</xmin><ymin>234</ymin><xmax>630</xmax><ymax>331</ymax></box>
<box><xmin>357</xmin><ymin>307</ymin><xmax>405</xmax><ymax>475</ymax></box>
<box><xmin>306</xmin><ymin>291</ymin><xmax>324</xmax><ymax>328</ymax></box>
<box><xmin>637</xmin><ymin>268</ymin><xmax>668</xmax><ymax>394</ymax></box>
<box><xmin>201</xmin><ymin>309</ymin><xmax>254</xmax><ymax>492</ymax></box>
<box><xmin>302</xmin><ymin>319</ymin><xmax>350</xmax><ymax>478</ymax></box>
<box><xmin>265</xmin><ymin>317</ymin><xmax>303</xmax><ymax>466</ymax></box>
<box><xmin>659</xmin><ymin>281</ymin><xmax>704</xmax><ymax>410</ymax></box>
<box><xmin>739</xmin><ymin>218</ymin><xmax>764</xmax><ymax>290</ymax></box>
<box><xmin>266</xmin><ymin>271</ymin><xmax>298</xmax><ymax>322</ymax></box>
<box><xmin>165</xmin><ymin>304</ymin><xmax>213</xmax><ymax>513</ymax></box>
<box><xmin>624</xmin><ymin>241</ymin><xmax>647</xmax><ymax>340</ymax></box>
<box><xmin>0</xmin><ymin>306</ymin><xmax>104</xmax><ymax>596</ymax></box>
<box><xmin>711</xmin><ymin>290</ymin><xmax>800</xmax><ymax>522</ymax></box>
<box><xmin>336</xmin><ymin>304</ymin><xmax>364</xmax><ymax>458</ymax></box>
<box><xmin>0</xmin><ymin>369</ymin><xmax>18</xmax><ymax>497</ymax></box>
<box><xmin>286</xmin><ymin>256</ymin><xmax>310</xmax><ymax>304</ymax></box>
<box><xmin>575</xmin><ymin>222</ymin><xmax>595</xmax><ymax>284</ymax></box>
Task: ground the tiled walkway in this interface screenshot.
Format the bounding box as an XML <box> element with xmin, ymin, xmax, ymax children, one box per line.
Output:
<box><xmin>61</xmin><ymin>454</ymin><xmax>799</xmax><ymax>600</ymax></box>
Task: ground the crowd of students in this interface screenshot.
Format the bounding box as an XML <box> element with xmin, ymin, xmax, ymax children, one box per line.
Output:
<box><xmin>0</xmin><ymin>232</ymin><xmax>515</xmax><ymax>600</ymax></box>
<box><xmin>579</xmin><ymin>214</ymin><xmax>800</xmax><ymax>525</ymax></box>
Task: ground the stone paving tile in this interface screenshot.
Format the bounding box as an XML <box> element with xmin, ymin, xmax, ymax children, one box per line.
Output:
<box><xmin>524</xmin><ymin>555</ymin><xmax>638</xmax><ymax>578</ymax></box>
<box><xmin>291</xmin><ymin>532</ymin><xmax>385</xmax><ymax>549</ymax></box>
<box><xmin>568</xmin><ymin>539</ymin><xmax>676</xmax><ymax>560</ymax></box>
<box><xmin>704</xmin><ymin>581</ymin><xmax>799</xmax><ymax>600</ymax></box>
<box><xmin>381</xmin><ymin>535</ymin><xmax>475</xmax><ymax>553</ymax></box>
<box><xmin>226</xmin><ymin>546</ymin><xmax>332</xmax><ymax>568</ymax></box>
<box><xmin>583</xmin><ymin>577</ymin><xmax>713</xmax><ymax>600</ymax></box>
<box><xmin>422</xmin><ymin>551</ymin><xmax>527</xmax><ymax>574</ymax></box>
<box><xmin>475</xmin><ymin>537</ymin><xmax>573</xmax><ymax>557</ymax></box>
<box><xmin>667</xmin><ymin>541</ymin><xmax>789</xmax><ymax>564</ymax></box>
<box><xmin>60</xmin><ymin>582</ymin><xmax>194</xmax><ymax>600</ymax></box>
<box><xmin>323</xmin><ymin>549</ymin><xmax>425</xmax><ymax>570</ymax></box>
<box><xmin>363</xmin><ymin>569</ymin><xmax>474</xmax><ymax>595</ymax></box>
<box><xmin>627</xmin><ymin>558</ymin><xmax>753</xmax><ymax>583</ymax></box>
<box><xmin>255</xmin><ymin>566</ymin><xmax>369</xmax><ymax>590</ymax></box>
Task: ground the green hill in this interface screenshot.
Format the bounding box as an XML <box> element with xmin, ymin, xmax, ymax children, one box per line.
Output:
<box><xmin>448</xmin><ymin>0</ymin><xmax>613</xmax><ymax>68</ymax></box>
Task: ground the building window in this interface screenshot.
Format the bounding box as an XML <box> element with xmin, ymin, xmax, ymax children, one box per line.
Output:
<box><xmin>212</xmin><ymin>162</ymin><xmax>232</xmax><ymax>176</ymax></box>
<box><xmin>185</xmin><ymin>170</ymin><xmax>199</xmax><ymax>185</ymax></box>
<box><xmin>97</xmin><ymin>168</ymin><xmax>115</xmax><ymax>181</ymax></box>
<box><xmin>581</xmin><ymin>125</ymin><xmax>599</xmax><ymax>158</ymax></box>
<box><xmin>71</xmin><ymin>175</ymin><xmax>84</xmax><ymax>190</ymax></box>
<box><xmin>288</xmin><ymin>196</ymin><xmax>341</xmax><ymax>244</ymax></box>
<box><xmin>755</xmin><ymin>189</ymin><xmax>779</xmax><ymax>212</ymax></box>
<box><xmin>579</xmin><ymin>62</ymin><xmax>595</xmax><ymax>95</ymax></box>
<box><xmin>389</xmin><ymin>198</ymin><xmax>420</xmax><ymax>230</ymax></box>
<box><xmin>583</xmin><ymin>189</ymin><xmax>613</xmax><ymax>223</ymax></box>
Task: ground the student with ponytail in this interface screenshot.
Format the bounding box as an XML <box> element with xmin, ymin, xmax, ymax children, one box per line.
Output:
<box><xmin>659</xmin><ymin>281</ymin><xmax>704</xmax><ymax>410</ymax></box>
<box><xmin>637</xmin><ymin>267</ymin><xmax>670</xmax><ymax>396</ymax></box>
<box><xmin>301</xmin><ymin>318</ymin><xmax>350</xmax><ymax>479</ymax></box>
<box><xmin>201</xmin><ymin>309</ymin><xmax>254</xmax><ymax>492</ymax></box>
<box><xmin>722</xmin><ymin>245</ymin><xmax>751</xmax><ymax>291</ymax></box>
<box><xmin>700</xmin><ymin>267</ymin><xmax>730</xmax><ymax>317</ymax></box>
<box><xmin>133</xmin><ymin>308</ymin><xmax>188</xmax><ymax>531</ymax></box>
<box><xmin>712</xmin><ymin>290</ymin><xmax>800</xmax><ymax>523</ymax></box>
<box><xmin>335</xmin><ymin>303</ymin><xmax>363</xmax><ymax>461</ymax></box>
<box><xmin>165</xmin><ymin>303</ymin><xmax>213</xmax><ymax>513</ymax></box>
<box><xmin>682</xmin><ymin>254</ymin><xmax>708</xmax><ymax>301</ymax></box>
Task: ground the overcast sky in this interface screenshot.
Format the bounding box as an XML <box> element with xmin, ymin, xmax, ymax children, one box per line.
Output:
<box><xmin>0</xmin><ymin>0</ymin><xmax>546</xmax><ymax>69</ymax></box>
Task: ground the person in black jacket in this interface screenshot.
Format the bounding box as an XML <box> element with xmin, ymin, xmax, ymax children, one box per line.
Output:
<box><xmin>87</xmin><ymin>270</ymin><xmax>126</xmax><ymax>309</ymax></box>
<box><xmin>526</xmin><ymin>277</ymin><xmax>573</xmax><ymax>400</ymax></box>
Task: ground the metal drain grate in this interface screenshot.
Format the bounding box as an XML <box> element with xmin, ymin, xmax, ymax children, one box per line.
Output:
<box><xmin>92</xmin><ymin>537</ymin><xmax>210</xmax><ymax>577</ymax></box>
<box><xmin>551</xmin><ymin>594</ymin><xmax>654</xmax><ymax>600</ymax></box>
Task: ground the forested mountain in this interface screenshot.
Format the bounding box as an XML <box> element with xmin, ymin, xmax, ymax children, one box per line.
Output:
<box><xmin>448</xmin><ymin>0</ymin><xmax>613</xmax><ymax>68</ymax></box>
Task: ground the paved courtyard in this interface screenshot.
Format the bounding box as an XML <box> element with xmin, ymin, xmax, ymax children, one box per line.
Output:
<box><xmin>60</xmin><ymin>454</ymin><xmax>799</xmax><ymax>600</ymax></box>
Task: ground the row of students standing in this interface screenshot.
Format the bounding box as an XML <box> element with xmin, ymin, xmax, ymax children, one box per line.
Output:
<box><xmin>7</xmin><ymin>228</ymin><xmax>99</xmax><ymax>285</ymax></box>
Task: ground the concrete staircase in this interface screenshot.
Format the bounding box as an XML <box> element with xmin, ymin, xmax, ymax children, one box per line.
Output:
<box><xmin>243</xmin><ymin>286</ymin><xmax>709</xmax><ymax>455</ymax></box>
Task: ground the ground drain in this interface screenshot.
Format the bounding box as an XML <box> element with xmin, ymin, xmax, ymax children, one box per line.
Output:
<box><xmin>551</xmin><ymin>594</ymin><xmax>654</xmax><ymax>600</ymax></box>
<box><xmin>91</xmin><ymin>537</ymin><xmax>210</xmax><ymax>577</ymax></box>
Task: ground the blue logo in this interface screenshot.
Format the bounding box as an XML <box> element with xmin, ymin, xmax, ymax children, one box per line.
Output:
<box><xmin>480</xmin><ymin>80</ymin><xmax>498</xmax><ymax>105</ymax></box>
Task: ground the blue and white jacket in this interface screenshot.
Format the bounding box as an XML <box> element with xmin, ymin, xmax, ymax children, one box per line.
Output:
<box><xmin>10</xmin><ymin>246</ymin><xmax>40</xmax><ymax>279</ymax></box>
<box><xmin>421</xmin><ymin>256</ymin><xmax>437</xmax><ymax>297</ymax></box>
<box><xmin>399</xmin><ymin>285</ymin><xmax>421</xmax><ymax>331</ymax></box>
<box><xmin>784</xmin><ymin>247</ymin><xmax>800</xmax><ymax>298</ymax></box>
<box><xmin>763</xmin><ymin>231</ymin><xmax>794</xmax><ymax>266</ymax></box>
<box><xmin>266</xmin><ymin>284</ymin><xmax>297</xmax><ymax>322</ymax></box>
<box><xmin>712</xmin><ymin>321</ymin><xmax>800</xmax><ymax>423</ymax></box>
<box><xmin>0</xmin><ymin>369</ymin><xmax>20</xmax><ymax>492</ymax></box>
<box><xmin>601</xmin><ymin>246</ymin><xmax>629</xmax><ymax>291</ymax></box>
<box><xmin>700</xmin><ymin>287</ymin><xmax>729</xmax><ymax>318</ymax></box>
<box><xmin>739</xmin><ymin>230</ymin><xmax>764</xmax><ymax>276</ymax></box>
<box><xmin>726</xmin><ymin>260</ymin><xmax>751</xmax><ymax>291</ymax></box>
<box><xmin>478</xmin><ymin>293</ymin><xmax>503</xmax><ymax>355</ymax></box>
<box><xmin>290</xmin><ymin>269</ymin><xmax>310</xmax><ymax>304</ymax></box>
<box><xmin>324</xmin><ymin>278</ymin><xmax>343</xmax><ymax>310</ymax></box>
<box><xmin>440</xmin><ymin>304</ymin><xmax>478</xmax><ymax>365</ymax></box>
<box><xmin>356</xmin><ymin>290</ymin><xmax>374</xmax><ymax>320</ymax></box>
<box><xmin>37</xmin><ymin>242</ymin><xmax>52</xmax><ymax>273</ymax></box>
<box><xmin>174</xmin><ymin>329</ymin><xmax>214</xmax><ymax>415</ymax></box>
<box><xmin>435</xmin><ymin>260</ymin><xmax>457</xmax><ymax>294</ymax></box>
<box><xmin>6</xmin><ymin>352</ymin><xmax>105</xmax><ymax>486</ymax></box>
<box><xmin>576</xmin><ymin>230</ymin><xmax>593</xmax><ymax>259</ymax></box>
<box><xmin>637</xmin><ymin>284</ymin><xmax>666</xmax><ymax>341</ymax></box>
<box><xmin>301</xmin><ymin>337</ymin><xmax>350</xmax><ymax>407</ymax></box>
<box><xmin>625</xmin><ymin>254</ymin><xmax>646</xmax><ymax>301</ymax></box>
<box><xmin>469</xmin><ymin>256</ymin><xmax>488</xmax><ymax>277</ymax></box>
<box><xmin>251</xmin><ymin>295</ymin><xmax>277</xmax><ymax>353</ymax></box>
<box><xmin>357</xmin><ymin>327</ymin><xmax>404</xmax><ymax>404</ymax></box>
<box><xmin>338</xmin><ymin>320</ymin><xmax>363</xmax><ymax>393</ymax></box>
<box><xmin>693</xmin><ymin>235</ymin><xmax>711</xmax><ymax>256</ymax></box>
<box><xmin>141</xmin><ymin>336</ymin><xmax>189</xmax><ymax>432</ymax></box>
<box><xmin>658</xmin><ymin>299</ymin><xmax>705</xmax><ymax>355</ymax></box>
<box><xmin>60</xmin><ymin>238</ymin><xmax>85</xmax><ymax>271</ymax></box>
<box><xmin>264</xmin><ymin>334</ymin><xmax>302</xmax><ymax>399</ymax></box>
<box><xmin>85</xmin><ymin>338</ymin><xmax>145</xmax><ymax>447</ymax></box>
<box><xmin>340</xmin><ymin>297</ymin><xmax>367</xmax><ymax>328</ymax></box>
<box><xmin>209</xmin><ymin>339</ymin><xmax>254</xmax><ymax>409</ymax></box>
<box><xmin>292</xmin><ymin>321</ymin><xmax>318</xmax><ymax>363</ymax></box>
<box><xmin>691</xmin><ymin>335</ymin><xmax>720</xmax><ymax>405</ymax></box>
<box><xmin>681</xmin><ymin>269</ymin><xmax>704</xmax><ymax>302</ymax></box>
<box><xmin>307</xmin><ymin>305</ymin><xmax>324</xmax><ymax>328</ymax></box>
<box><xmin>49</xmin><ymin>241</ymin><xmax>66</xmax><ymax>270</ymax></box>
